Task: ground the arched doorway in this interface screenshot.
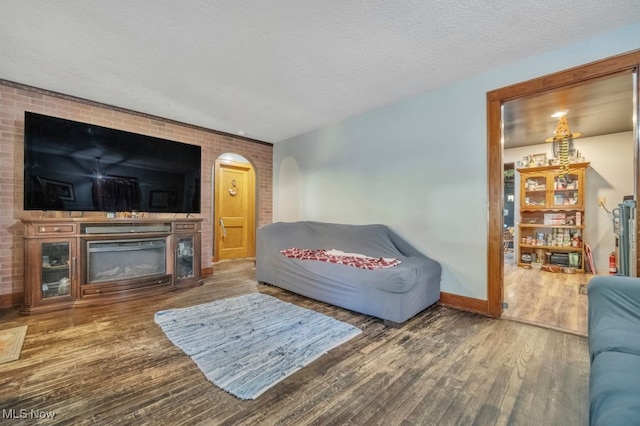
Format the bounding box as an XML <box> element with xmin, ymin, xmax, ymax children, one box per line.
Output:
<box><xmin>213</xmin><ymin>153</ymin><xmax>256</xmax><ymax>262</ymax></box>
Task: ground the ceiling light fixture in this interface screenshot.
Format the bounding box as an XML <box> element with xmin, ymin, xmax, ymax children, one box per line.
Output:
<box><xmin>551</xmin><ymin>111</ymin><xmax>568</xmax><ymax>118</ymax></box>
<box><xmin>92</xmin><ymin>156</ymin><xmax>104</xmax><ymax>180</ymax></box>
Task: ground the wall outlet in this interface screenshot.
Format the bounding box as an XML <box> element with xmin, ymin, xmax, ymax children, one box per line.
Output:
<box><xmin>598</xmin><ymin>197</ymin><xmax>606</xmax><ymax>206</ymax></box>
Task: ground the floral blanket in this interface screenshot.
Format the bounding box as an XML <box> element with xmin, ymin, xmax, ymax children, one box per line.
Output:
<box><xmin>280</xmin><ymin>248</ymin><xmax>401</xmax><ymax>270</ymax></box>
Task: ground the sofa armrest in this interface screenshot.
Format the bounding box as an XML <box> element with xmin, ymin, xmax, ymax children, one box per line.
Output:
<box><xmin>588</xmin><ymin>275</ymin><xmax>640</xmax><ymax>360</ymax></box>
<box><xmin>588</xmin><ymin>275</ymin><xmax>640</xmax><ymax>315</ymax></box>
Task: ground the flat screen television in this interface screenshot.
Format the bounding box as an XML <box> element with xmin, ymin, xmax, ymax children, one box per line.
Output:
<box><xmin>24</xmin><ymin>112</ymin><xmax>201</xmax><ymax>213</ymax></box>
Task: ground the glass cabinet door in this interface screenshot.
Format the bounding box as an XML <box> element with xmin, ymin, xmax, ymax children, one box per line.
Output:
<box><xmin>552</xmin><ymin>172</ymin><xmax>580</xmax><ymax>208</ymax></box>
<box><xmin>41</xmin><ymin>242</ymin><xmax>71</xmax><ymax>299</ymax></box>
<box><xmin>522</xmin><ymin>174</ymin><xmax>547</xmax><ymax>208</ymax></box>
<box><xmin>176</xmin><ymin>236</ymin><xmax>195</xmax><ymax>280</ymax></box>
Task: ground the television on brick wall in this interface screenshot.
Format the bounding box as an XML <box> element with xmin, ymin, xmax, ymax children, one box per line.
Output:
<box><xmin>24</xmin><ymin>112</ymin><xmax>201</xmax><ymax>213</ymax></box>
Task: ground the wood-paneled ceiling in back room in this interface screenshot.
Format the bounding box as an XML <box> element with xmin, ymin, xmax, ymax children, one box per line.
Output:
<box><xmin>502</xmin><ymin>72</ymin><xmax>634</xmax><ymax>149</ymax></box>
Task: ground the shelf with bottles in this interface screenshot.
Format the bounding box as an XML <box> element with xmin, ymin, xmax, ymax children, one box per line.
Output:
<box><xmin>518</xmin><ymin>226</ymin><xmax>585</xmax><ymax>272</ymax></box>
<box><xmin>519</xmin><ymin>226</ymin><xmax>583</xmax><ymax>249</ymax></box>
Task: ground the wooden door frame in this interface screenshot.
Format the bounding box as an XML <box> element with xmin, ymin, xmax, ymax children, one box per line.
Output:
<box><xmin>487</xmin><ymin>49</ymin><xmax>640</xmax><ymax>317</ymax></box>
<box><xmin>213</xmin><ymin>158</ymin><xmax>256</xmax><ymax>263</ymax></box>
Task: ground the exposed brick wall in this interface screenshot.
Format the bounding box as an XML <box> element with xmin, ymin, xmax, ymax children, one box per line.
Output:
<box><xmin>0</xmin><ymin>82</ymin><xmax>273</xmax><ymax>306</ymax></box>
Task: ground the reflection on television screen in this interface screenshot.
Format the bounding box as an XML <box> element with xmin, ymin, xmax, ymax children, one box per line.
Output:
<box><xmin>24</xmin><ymin>112</ymin><xmax>201</xmax><ymax>213</ymax></box>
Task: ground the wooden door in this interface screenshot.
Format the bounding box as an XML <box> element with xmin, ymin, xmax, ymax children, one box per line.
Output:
<box><xmin>214</xmin><ymin>159</ymin><xmax>255</xmax><ymax>261</ymax></box>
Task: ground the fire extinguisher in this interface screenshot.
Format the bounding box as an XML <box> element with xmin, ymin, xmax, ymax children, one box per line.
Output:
<box><xmin>609</xmin><ymin>252</ymin><xmax>617</xmax><ymax>275</ymax></box>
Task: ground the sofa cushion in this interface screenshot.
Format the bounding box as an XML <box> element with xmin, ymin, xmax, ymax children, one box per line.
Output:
<box><xmin>589</xmin><ymin>350</ymin><xmax>640</xmax><ymax>426</ymax></box>
<box><xmin>588</xmin><ymin>275</ymin><xmax>640</xmax><ymax>361</ymax></box>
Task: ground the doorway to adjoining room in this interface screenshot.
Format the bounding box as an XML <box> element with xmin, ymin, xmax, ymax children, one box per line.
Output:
<box><xmin>213</xmin><ymin>153</ymin><xmax>257</xmax><ymax>263</ymax></box>
<box><xmin>496</xmin><ymin>69</ymin><xmax>636</xmax><ymax>336</ymax></box>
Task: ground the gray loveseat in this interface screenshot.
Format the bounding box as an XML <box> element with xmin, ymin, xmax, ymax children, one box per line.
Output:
<box><xmin>256</xmin><ymin>221</ymin><xmax>441</xmax><ymax>325</ymax></box>
<box><xmin>587</xmin><ymin>275</ymin><xmax>640</xmax><ymax>425</ymax></box>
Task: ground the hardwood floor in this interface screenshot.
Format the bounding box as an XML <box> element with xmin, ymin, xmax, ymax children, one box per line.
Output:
<box><xmin>503</xmin><ymin>254</ymin><xmax>591</xmax><ymax>336</ymax></box>
<box><xmin>0</xmin><ymin>260</ymin><xmax>589</xmax><ymax>425</ymax></box>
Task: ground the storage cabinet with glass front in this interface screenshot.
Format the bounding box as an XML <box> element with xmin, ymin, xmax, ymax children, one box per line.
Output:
<box><xmin>173</xmin><ymin>221</ymin><xmax>202</xmax><ymax>288</ymax></box>
<box><xmin>517</xmin><ymin>162</ymin><xmax>589</xmax><ymax>272</ymax></box>
<box><xmin>22</xmin><ymin>222</ymin><xmax>78</xmax><ymax>314</ymax></box>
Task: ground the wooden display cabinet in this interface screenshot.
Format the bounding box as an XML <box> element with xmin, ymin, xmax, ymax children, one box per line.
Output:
<box><xmin>517</xmin><ymin>162</ymin><xmax>589</xmax><ymax>272</ymax></box>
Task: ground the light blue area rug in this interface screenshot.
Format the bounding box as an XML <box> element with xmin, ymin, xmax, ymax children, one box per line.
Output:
<box><xmin>154</xmin><ymin>293</ymin><xmax>362</xmax><ymax>400</ymax></box>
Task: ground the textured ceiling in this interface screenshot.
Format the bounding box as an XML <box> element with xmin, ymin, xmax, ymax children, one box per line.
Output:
<box><xmin>2</xmin><ymin>1</ymin><xmax>640</xmax><ymax>143</ymax></box>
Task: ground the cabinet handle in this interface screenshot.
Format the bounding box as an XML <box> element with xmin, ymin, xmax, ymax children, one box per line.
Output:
<box><xmin>53</xmin><ymin>227</ymin><xmax>60</xmax><ymax>232</ymax></box>
<box><xmin>72</xmin><ymin>257</ymin><xmax>77</xmax><ymax>279</ymax></box>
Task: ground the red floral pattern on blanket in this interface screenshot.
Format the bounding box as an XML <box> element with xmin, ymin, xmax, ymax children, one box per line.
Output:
<box><xmin>280</xmin><ymin>248</ymin><xmax>402</xmax><ymax>270</ymax></box>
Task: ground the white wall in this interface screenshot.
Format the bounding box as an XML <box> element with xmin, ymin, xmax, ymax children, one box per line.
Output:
<box><xmin>277</xmin><ymin>156</ymin><xmax>304</xmax><ymax>222</ymax></box>
<box><xmin>505</xmin><ymin>132</ymin><xmax>634</xmax><ymax>273</ymax></box>
<box><xmin>273</xmin><ymin>22</ymin><xmax>640</xmax><ymax>300</ymax></box>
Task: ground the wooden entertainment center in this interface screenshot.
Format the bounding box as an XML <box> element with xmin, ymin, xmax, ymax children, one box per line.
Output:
<box><xmin>21</xmin><ymin>217</ymin><xmax>203</xmax><ymax>315</ymax></box>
